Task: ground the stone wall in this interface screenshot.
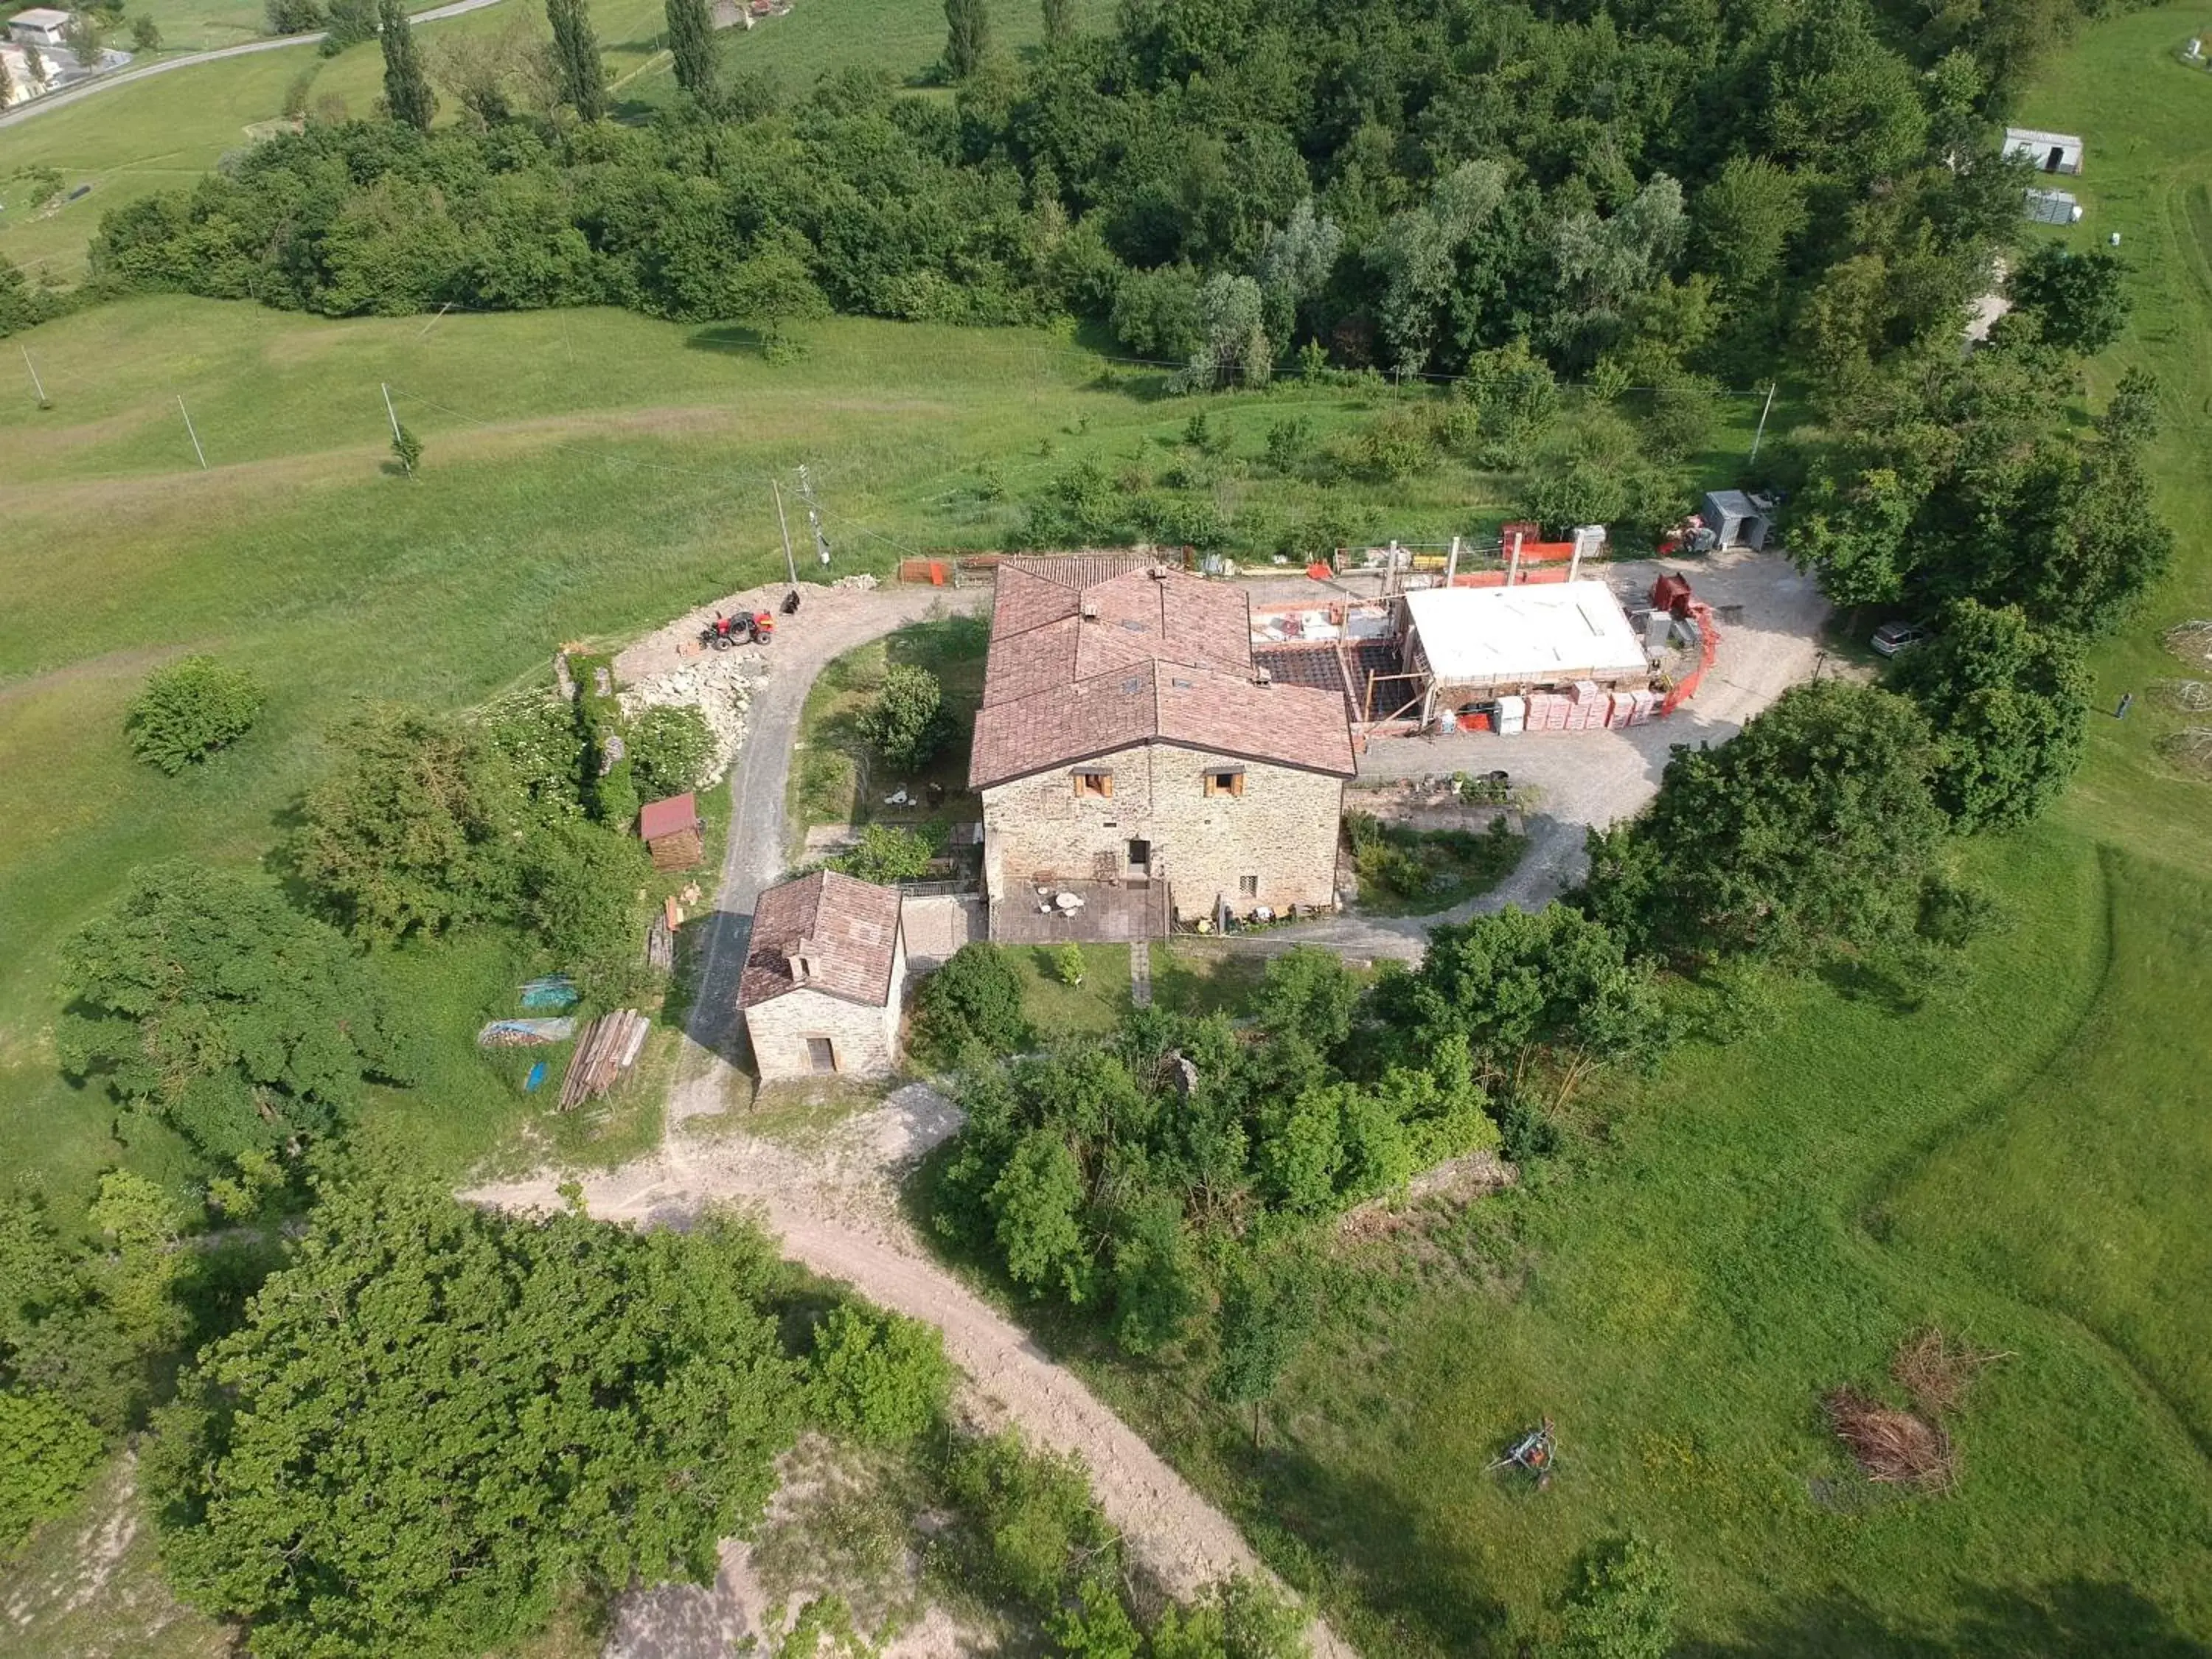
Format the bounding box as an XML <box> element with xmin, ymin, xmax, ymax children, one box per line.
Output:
<box><xmin>743</xmin><ymin>931</ymin><xmax>906</xmax><ymax>1079</ymax></box>
<box><xmin>982</xmin><ymin>744</ymin><xmax>1343</xmax><ymax>921</ymax></box>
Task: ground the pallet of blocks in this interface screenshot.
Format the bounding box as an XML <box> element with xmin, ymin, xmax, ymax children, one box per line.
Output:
<box><xmin>557</xmin><ymin>1009</ymin><xmax>653</xmax><ymax>1110</ymax></box>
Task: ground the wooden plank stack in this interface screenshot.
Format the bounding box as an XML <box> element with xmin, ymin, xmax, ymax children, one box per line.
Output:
<box><xmin>557</xmin><ymin>1009</ymin><xmax>652</xmax><ymax>1110</ymax></box>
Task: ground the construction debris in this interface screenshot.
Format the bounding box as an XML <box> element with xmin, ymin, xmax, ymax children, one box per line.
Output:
<box><xmin>616</xmin><ymin>655</ymin><xmax>755</xmax><ymax>785</ymax></box>
<box><xmin>557</xmin><ymin>1009</ymin><xmax>652</xmax><ymax>1109</ymax></box>
<box><xmin>519</xmin><ymin>975</ymin><xmax>580</xmax><ymax>1011</ymax></box>
<box><xmin>477</xmin><ymin>1017</ymin><xmax>577</xmax><ymax>1047</ymax></box>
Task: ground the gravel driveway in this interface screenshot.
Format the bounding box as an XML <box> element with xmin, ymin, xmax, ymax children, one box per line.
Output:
<box><xmin>1265</xmin><ymin>546</ymin><xmax>1830</xmax><ymax>959</ymax></box>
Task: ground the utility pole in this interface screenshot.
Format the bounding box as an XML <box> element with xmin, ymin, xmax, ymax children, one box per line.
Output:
<box><xmin>177</xmin><ymin>396</ymin><xmax>207</xmax><ymax>470</ymax></box>
<box><xmin>380</xmin><ymin>383</ymin><xmax>411</xmax><ymax>476</ymax></box>
<box><xmin>1747</xmin><ymin>381</ymin><xmax>1777</xmax><ymax>469</ymax></box>
<box><xmin>21</xmin><ymin>346</ymin><xmax>46</xmax><ymax>406</ymax></box>
<box><xmin>773</xmin><ymin>479</ymin><xmax>798</xmax><ymax>585</ymax></box>
<box><xmin>796</xmin><ymin>465</ymin><xmax>831</xmax><ymax>568</ymax></box>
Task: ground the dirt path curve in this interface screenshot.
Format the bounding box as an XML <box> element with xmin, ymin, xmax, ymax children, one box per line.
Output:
<box><xmin>467</xmin><ymin>1091</ymin><xmax>1355</xmax><ymax>1659</ymax></box>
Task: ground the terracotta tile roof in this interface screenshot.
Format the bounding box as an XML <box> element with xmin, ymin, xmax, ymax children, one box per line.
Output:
<box><xmin>737</xmin><ymin>872</ymin><xmax>901</xmax><ymax>1009</ymax></box>
<box><xmin>972</xmin><ymin>557</ymin><xmax>1355</xmax><ymax>788</ymax></box>
<box><xmin>638</xmin><ymin>793</ymin><xmax>700</xmax><ymax>842</ymax></box>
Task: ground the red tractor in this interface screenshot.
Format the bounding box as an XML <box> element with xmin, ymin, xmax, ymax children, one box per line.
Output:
<box><xmin>700</xmin><ymin>610</ymin><xmax>776</xmax><ymax>650</ymax></box>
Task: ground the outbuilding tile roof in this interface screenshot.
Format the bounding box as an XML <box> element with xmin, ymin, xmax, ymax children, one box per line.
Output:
<box><xmin>638</xmin><ymin>792</ymin><xmax>700</xmax><ymax>843</ymax></box>
<box><xmin>737</xmin><ymin>872</ymin><xmax>901</xmax><ymax>1009</ymax></box>
<box><xmin>970</xmin><ymin>555</ymin><xmax>1355</xmax><ymax>788</ymax></box>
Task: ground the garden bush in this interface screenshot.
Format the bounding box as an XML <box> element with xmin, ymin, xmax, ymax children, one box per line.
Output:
<box><xmin>804</xmin><ymin>1303</ymin><xmax>950</xmax><ymax>1447</ymax></box>
<box><xmin>629</xmin><ymin>704</ymin><xmax>716</xmax><ymax>799</ymax></box>
<box><xmin>126</xmin><ymin>656</ymin><xmax>265</xmax><ymax>773</ymax></box>
<box><xmin>912</xmin><ymin>942</ymin><xmax>1030</xmax><ymax>1065</ymax></box>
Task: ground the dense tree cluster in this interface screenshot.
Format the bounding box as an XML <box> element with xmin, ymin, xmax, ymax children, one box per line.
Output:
<box><xmin>148</xmin><ymin>1178</ymin><xmax>808</xmax><ymax>1659</ymax></box>
<box><xmin>87</xmin><ymin>0</ymin><xmax>2095</xmax><ymax>397</ymax></box>
<box><xmin>932</xmin><ymin>941</ymin><xmax>1655</xmax><ymax>1354</ymax></box>
<box><xmin>59</xmin><ymin>862</ymin><xmax>419</xmax><ymax>1161</ymax></box>
<box><xmin>296</xmin><ymin>698</ymin><xmax>654</xmax><ymax>989</ymax></box>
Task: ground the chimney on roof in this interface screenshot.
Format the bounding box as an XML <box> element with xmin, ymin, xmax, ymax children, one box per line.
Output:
<box><xmin>790</xmin><ymin>936</ymin><xmax>827</xmax><ymax>984</ymax></box>
<box><xmin>1148</xmin><ymin>564</ymin><xmax>1169</xmax><ymax>580</ymax></box>
<box><xmin>1253</xmin><ymin>665</ymin><xmax>1272</xmax><ymax>686</ymax></box>
<box><xmin>1079</xmin><ymin>600</ymin><xmax>1099</xmax><ymax>621</ymax></box>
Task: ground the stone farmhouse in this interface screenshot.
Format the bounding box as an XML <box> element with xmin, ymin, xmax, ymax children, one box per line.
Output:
<box><xmin>968</xmin><ymin>554</ymin><xmax>1355</xmax><ymax>928</ymax></box>
<box><xmin>737</xmin><ymin>871</ymin><xmax>905</xmax><ymax>1079</ymax></box>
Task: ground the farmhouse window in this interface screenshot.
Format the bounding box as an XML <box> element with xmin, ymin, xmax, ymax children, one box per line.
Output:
<box><xmin>1204</xmin><ymin>768</ymin><xmax>1246</xmax><ymax>798</ymax></box>
<box><xmin>1072</xmin><ymin>770</ymin><xmax>1113</xmax><ymax>799</ymax></box>
<box><xmin>806</xmin><ymin>1037</ymin><xmax>836</xmax><ymax>1074</ymax></box>
<box><xmin>1239</xmin><ymin>875</ymin><xmax>1259</xmax><ymax>897</ymax></box>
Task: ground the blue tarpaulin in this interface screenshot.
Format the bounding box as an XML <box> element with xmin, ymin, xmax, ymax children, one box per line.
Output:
<box><xmin>520</xmin><ymin>975</ymin><xmax>580</xmax><ymax>1011</ymax></box>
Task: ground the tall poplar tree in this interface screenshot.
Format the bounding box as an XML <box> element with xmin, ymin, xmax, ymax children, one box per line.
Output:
<box><xmin>546</xmin><ymin>0</ymin><xmax>605</xmax><ymax>120</ymax></box>
<box><xmin>378</xmin><ymin>0</ymin><xmax>436</xmax><ymax>131</ymax></box>
<box><xmin>664</xmin><ymin>0</ymin><xmax>714</xmax><ymax>102</ymax></box>
<box><xmin>942</xmin><ymin>0</ymin><xmax>987</xmax><ymax>80</ymax></box>
<box><xmin>1040</xmin><ymin>0</ymin><xmax>1070</xmax><ymax>46</ymax></box>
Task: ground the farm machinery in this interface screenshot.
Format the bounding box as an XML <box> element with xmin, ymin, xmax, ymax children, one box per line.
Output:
<box><xmin>701</xmin><ymin>610</ymin><xmax>775</xmax><ymax>650</ymax></box>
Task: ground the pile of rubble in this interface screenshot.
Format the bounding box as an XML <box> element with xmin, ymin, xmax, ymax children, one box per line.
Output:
<box><xmin>617</xmin><ymin>652</ymin><xmax>756</xmax><ymax>785</ymax></box>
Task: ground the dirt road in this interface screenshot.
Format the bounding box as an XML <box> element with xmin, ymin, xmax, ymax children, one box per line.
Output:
<box><xmin>464</xmin><ymin>1091</ymin><xmax>1356</xmax><ymax>1658</ymax></box>
<box><xmin>622</xmin><ymin>580</ymin><xmax>986</xmax><ymax>1127</ymax></box>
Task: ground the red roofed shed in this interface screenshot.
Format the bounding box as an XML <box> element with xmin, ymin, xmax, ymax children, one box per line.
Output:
<box><xmin>639</xmin><ymin>793</ymin><xmax>703</xmax><ymax>871</ymax></box>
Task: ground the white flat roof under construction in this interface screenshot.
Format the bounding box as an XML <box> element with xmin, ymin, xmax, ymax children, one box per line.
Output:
<box><xmin>1405</xmin><ymin>580</ymin><xmax>1649</xmax><ymax>684</ymax></box>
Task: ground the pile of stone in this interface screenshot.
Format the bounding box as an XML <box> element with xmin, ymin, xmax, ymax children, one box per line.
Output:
<box><xmin>618</xmin><ymin>653</ymin><xmax>755</xmax><ymax>785</ymax></box>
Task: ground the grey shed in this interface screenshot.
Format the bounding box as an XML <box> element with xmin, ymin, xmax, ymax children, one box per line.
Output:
<box><xmin>1700</xmin><ymin>490</ymin><xmax>1773</xmax><ymax>552</ymax></box>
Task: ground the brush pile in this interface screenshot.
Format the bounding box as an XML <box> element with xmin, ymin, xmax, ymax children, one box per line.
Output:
<box><xmin>1823</xmin><ymin>1389</ymin><xmax>1955</xmax><ymax>1489</ymax></box>
<box><xmin>1891</xmin><ymin>1325</ymin><xmax>2010</xmax><ymax>1418</ymax></box>
<box><xmin>1823</xmin><ymin>1326</ymin><xmax>2009</xmax><ymax>1494</ymax></box>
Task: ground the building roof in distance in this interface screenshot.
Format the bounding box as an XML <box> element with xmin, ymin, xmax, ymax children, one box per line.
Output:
<box><xmin>1405</xmin><ymin>580</ymin><xmax>1650</xmax><ymax>685</ymax></box>
<box><xmin>638</xmin><ymin>792</ymin><xmax>700</xmax><ymax>842</ymax></box>
<box><xmin>2003</xmin><ymin>127</ymin><xmax>2084</xmax><ymax>147</ymax></box>
<box><xmin>9</xmin><ymin>8</ymin><xmax>72</xmax><ymax>25</ymax></box>
<box><xmin>970</xmin><ymin>554</ymin><xmax>1355</xmax><ymax>787</ymax></box>
<box><xmin>738</xmin><ymin>871</ymin><xmax>901</xmax><ymax>1009</ymax></box>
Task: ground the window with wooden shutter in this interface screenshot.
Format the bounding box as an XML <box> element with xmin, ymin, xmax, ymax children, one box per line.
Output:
<box><xmin>1072</xmin><ymin>770</ymin><xmax>1113</xmax><ymax>799</ymax></box>
<box><xmin>1204</xmin><ymin>768</ymin><xmax>1245</xmax><ymax>798</ymax></box>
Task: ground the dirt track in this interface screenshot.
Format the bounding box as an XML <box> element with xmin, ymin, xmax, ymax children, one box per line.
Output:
<box><xmin>463</xmin><ymin>1091</ymin><xmax>1355</xmax><ymax>1658</ymax></box>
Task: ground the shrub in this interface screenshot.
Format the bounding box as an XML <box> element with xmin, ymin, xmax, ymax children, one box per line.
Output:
<box><xmin>1557</xmin><ymin>1532</ymin><xmax>1679</xmax><ymax>1659</ymax></box>
<box><xmin>940</xmin><ymin>1430</ymin><xmax>1119</xmax><ymax>1610</ymax></box>
<box><xmin>913</xmin><ymin>942</ymin><xmax>1030</xmax><ymax>1065</ymax></box>
<box><xmin>1050</xmin><ymin>944</ymin><xmax>1086</xmax><ymax>987</ymax></box>
<box><xmin>516</xmin><ymin>818</ymin><xmax>652</xmax><ymax>991</ymax></box>
<box><xmin>857</xmin><ymin>664</ymin><xmax>952</xmax><ymax>771</ymax></box>
<box><xmin>126</xmin><ymin>656</ymin><xmax>265</xmax><ymax>773</ymax></box>
<box><xmin>804</xmin><ymin>1303</ymin><xmax>950</xmax><ymax>1446</ymax></box>
<box><xmin>0</xmin><ymin>1391</ymin><xmax>105</xmax><ymax>1554</ymax></box>
<box><xmin>630</xmin><ymin>704</ymin><xmax>715</xmax><ymax>799</ymax></box>
<box><xmin>828</xmin><ymin>823</ymin><xmax>933</xmax><ymax>883</ymax></box>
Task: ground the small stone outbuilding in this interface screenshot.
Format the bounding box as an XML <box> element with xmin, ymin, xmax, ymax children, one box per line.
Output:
<box><xmin>639</xmin><ymin>793</ymin><xmax>704</xmax><ymax>871</ymax></box>
<box><xmin>738</xmin><ymin>872</ymin><xmax>906</xmax><ymax>1079</ymax></box>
